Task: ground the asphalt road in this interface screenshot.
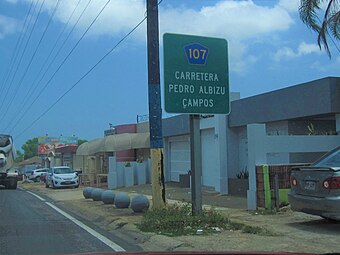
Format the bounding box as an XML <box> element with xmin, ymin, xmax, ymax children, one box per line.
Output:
<box><xmin>0</xmin><ymin>187</ymin><xmax>131</xmax><ymax>255</ymax></box>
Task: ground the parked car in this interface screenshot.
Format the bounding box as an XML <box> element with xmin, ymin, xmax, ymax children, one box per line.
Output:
<box><xmin>28</xmin><ymin>168</ymin><xmax>49</xmax><ymax>182</ymax></box>
<box><xmin>45</xmin><ymin>166</ymin><xmax>79</xmax><ymax>189</ymax></box>
<box><xmin>288</xmin><ymin>146</ymin><xmax>340</xmax><ymax>221</ymax></box>
<box><xmin>40</xmin><ymin>171</ymin><xmax>48</xmax><ymax>183</ymax></box>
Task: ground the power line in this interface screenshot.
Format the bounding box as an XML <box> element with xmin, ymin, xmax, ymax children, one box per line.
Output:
<box><xmin>0</xmin><ymin>0</ymin><xmax>60</xmax><ymax>126</ymax></box>
<box><xmin>11</xmin><ymin>0</ymin><xmax>110</xmax><ymax>134</ymax></box>
<box><xmin>14</xmin><ymin>0</ymin><xmax>164</xmax><ymax>139</ymax></box>
<box><xmin>15</xmin><ymin>16</ymin><xmax>147</xmax><ymax>139</ymax></box>
<box><xmin>5</xmin><ymin>0</ymin><xmax>83</xmax><ymax>132</ymax></box>
<box><xmin>0</xmin><ymin>0</ymin><xmax>40</xmax><ymax>113</ymax></box>
<box><xmin>0</xmin><ymin>0</ymin><xmax>35</xmax><ymax>97</ymax></box>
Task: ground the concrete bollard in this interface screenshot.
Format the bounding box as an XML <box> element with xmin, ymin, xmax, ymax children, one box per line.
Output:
<box><xmin>91</xmin><ymin>188</ymin><xmax>103</xmax><ymax>201</ymax></box>
<box><xmin>114</xmin><ymin>192</ymin><xmax>130</xmax><ymax>208</ymax></box>
<box><xmin>83</xmin><ymin>187</ymin><xmax>93</xmax><ymax>199</ymax></box>
<box><xmin>130</xmin><ymin>194</ymin><xmax>150</xmax><ymax>213</ymax></box>
<box><xmin>101</xmin><ymin>190</ymin><xmax>115</xmax><ymax>204</ymax></box>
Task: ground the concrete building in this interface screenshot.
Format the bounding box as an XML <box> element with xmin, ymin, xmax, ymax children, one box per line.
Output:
<box><xmin>161</xmin><ymin>77</ymin><xmax>340</xmax><ymax>209</ymax></box>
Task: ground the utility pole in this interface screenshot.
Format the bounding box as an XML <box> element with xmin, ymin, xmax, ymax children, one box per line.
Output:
<box><xmin>146</xmin><ymin>0</ymin><xmax>166</xmax><ymax>208</ymax></box>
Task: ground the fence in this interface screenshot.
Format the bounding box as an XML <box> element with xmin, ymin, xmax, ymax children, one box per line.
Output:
<box><xmin>247</xmin><ymin>123</ymin><xmax>340</xmax><ymax>210</ymax></box>
<box><xmin>256</xmin><ymin>164</ymin><xmax>308</xmax><ymax>208</ymax></box>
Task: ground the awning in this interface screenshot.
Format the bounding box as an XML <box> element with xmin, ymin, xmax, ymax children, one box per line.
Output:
<box><xmin>76</xmin><ymin>133</ymin><xmax>150</xmax><ymax>156</ymax></box>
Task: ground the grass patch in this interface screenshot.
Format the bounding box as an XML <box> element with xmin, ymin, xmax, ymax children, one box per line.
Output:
<box><xmin>137</xmin><ymin>203</ymin><xmax>275</xmax><ymax>236</ymax></box>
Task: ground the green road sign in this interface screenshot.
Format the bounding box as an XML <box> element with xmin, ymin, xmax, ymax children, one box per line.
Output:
<box><xmin>163</xmin><ymin>33</ymin><xmax>229</xmax><ymax>114</ymax></box>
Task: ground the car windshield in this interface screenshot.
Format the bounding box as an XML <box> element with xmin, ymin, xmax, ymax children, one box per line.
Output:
<box><xmin>54</xmin><ymin>167</ymin><xmax>73</xmax><ymax>174</ymax></box>
<box><xmin>0</xmin><ymin>135</ymin><xmax>10</xmax><ymax>147</ymax></box>
<box><xmin>313</xmin><ymin>148</ymin><xmax>340</xmax><ymax>168</ymax></box>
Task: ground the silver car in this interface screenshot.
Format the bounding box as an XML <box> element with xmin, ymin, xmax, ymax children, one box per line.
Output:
<box><xmin>288</xmin><ymin>146</ymin><xmax>340</xmax><ymax>221</ymax></box>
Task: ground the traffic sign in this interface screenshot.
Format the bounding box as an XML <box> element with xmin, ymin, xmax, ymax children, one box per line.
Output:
<box><xmin>163</xmin><ymin>33</ymin><xmax>229</xmax><ymax>114</ymax></box>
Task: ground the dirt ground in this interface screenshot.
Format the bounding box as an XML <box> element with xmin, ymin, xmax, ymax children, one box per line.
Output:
<box><xmin>20</xmin><ymin>182</ymin><xmax>340</xmax><ymax>253</ymax></box>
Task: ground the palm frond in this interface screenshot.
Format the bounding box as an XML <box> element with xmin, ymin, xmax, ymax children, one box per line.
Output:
<box><xmin>299</xmin><ymin>0</ymin><xmax>322</xmax><ymax>33</ymax></box>
<box><xmin>299</xmin><ymin>0</ymin><xmax>340</xmax><ymax>58</ymax></box>
<box><xmin>328</xmin><ymin>9</ymin><xmax>340</xmax><ymax>40</ymax></box>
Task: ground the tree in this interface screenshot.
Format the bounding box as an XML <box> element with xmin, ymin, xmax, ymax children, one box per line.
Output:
<box><xmin>22</xmin><ymin>137</ymin><xmax>38</xmax><ymax>160</ymax></box>
<box><xmin>15</xmin><ymin>150</ymin><xmax>24</xmax><ymax>163</ymax></box>
<box><xmin>78</xmin><ymin>139</ymin><xmax>88</xmax><ymax>146</ymax></box>
<box><xmin>299</xmin><ymin>0</ymin><xmax>340</xmax><ymax>58</ymax></box>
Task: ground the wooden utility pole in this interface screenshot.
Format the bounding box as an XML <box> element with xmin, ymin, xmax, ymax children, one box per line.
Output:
<box><xmin>146</xmin><ymin>0</ymin><xmax>166</xmax><ymax>208</ymax></box>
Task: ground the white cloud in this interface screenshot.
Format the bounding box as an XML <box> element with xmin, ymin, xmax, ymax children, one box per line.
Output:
<box><xmin>33</xmin><ymin>0</ymin><xmax>146</xmax><ymax>39</ymax></box>
<box><xmin>16</xmin><ymin>0</ymin><xmax>296</xmax><ymax>73</ymax></box>
<box><xmin>159</xmin><ymin>0</ymin><xmax>294</xmax><ymax>73</ymax></box>
<box><xmin>298</xmin><ymin>42</ymin><xmax>321</xmax><ymax>55</ymax></box>
<box><xmin>273</xmin><ymin>42</ymin><xmax>322</xmax><ymax>61</ymax></box>
<box><xmin>0</xmin><ymin>15</ymin><xmax>19</xmax><ymax>39</ymax></box>
<box><xmin>278</xmin><ymin>0</ymin><xmax>300</xmax><ymax>13</ymax></box>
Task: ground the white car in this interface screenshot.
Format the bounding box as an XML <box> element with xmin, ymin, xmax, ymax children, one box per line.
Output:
<box><xmin>45</xmin><ymin>166</ymin><xmax>79</xmax><ymax>189</ymax></box>
<box><xmin>28</xmin><ymin>168</ymin><xmax>49</xmax><ymax>182</ymax></box>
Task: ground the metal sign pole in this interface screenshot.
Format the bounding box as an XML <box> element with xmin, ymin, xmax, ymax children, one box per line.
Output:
<box><xmin>190</xmin><ymin>114</ymin><xmax>202</xmax><ymax>215</ymax></box>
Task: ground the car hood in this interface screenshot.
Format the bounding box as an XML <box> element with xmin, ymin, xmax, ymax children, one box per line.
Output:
<box><xmin>54</xmin><ymin>173</ymin><xmax>77</xmax><ymax>178</ymax></box>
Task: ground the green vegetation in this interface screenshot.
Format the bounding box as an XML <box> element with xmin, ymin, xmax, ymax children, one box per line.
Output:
<box><xmin>15</xmin><ymin>150</ymin><xmax>24</xmax><ymax>163</ymax></box>
<box><xmin>137</xmin><ymin>203</ymin><xmax>275</xmax><ymax>236</ymax></box>
<box><xmin>22</xmin><ymin>137</ymin><xmax>38</xmax><ymax>159</ymax></box>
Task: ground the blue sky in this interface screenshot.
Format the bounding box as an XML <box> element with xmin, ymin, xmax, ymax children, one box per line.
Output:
<box><xmin>0</xmin><ymin>0</ymin><xmax>339</xmax><ymax>150</ymax></box>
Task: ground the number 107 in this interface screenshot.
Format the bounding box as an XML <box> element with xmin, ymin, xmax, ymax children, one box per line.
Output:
<box><xmin>188</xmin><ymin>48</ymin><xmax>207</xmax><ymax>60</ymax></box>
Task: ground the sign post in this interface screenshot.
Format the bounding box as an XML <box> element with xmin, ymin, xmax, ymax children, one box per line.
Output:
<box><xmin>163</xmin><ymin>33</ymin><xmax>229</xmax><ymax>215</ymax></box>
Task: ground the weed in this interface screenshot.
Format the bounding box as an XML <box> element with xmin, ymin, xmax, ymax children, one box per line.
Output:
<box><xmin>137</xmin><ymin>203</ymin><xmax>275</xmax><ymax>236</ymax></box>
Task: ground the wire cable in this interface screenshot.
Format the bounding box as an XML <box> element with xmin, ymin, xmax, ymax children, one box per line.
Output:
<box><xmin>0</xmin><ymin>0</ymin><xmax>60</xmax><ymax>127</ymax></box>
<box><xmin>0</xmin><ymin>0</ymin><xmax>35</xmax><ymax>96</ymax></box>
<box><xmin>14</xmin><ymin>0</ymin><xmax>165</xmax><ymax>139</ymax></box>
<box><xmin>11</xmin><ymin>0</ymin><xmax>110</xmax><ymax>134</ymax></box>
<box><xmin>5</xmin><ymin>0</ymin><xmax>83</xmax><ymax>131</ymax></box>
<box><xmin>15</xmin><ymin>16</ymin><xmax>147</xmax><ymax>139</ymax></box>
<box><xmin>0</xmin><ymin>0</ymin><xmax>40</xmax><ymax>113</ymax></box>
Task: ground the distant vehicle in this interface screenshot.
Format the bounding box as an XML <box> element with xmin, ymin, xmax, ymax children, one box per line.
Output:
<box><xmin>0</xmin><ymin>134</ymin><xmax>17</xmax><ymax>189</ymax></box>
<box><xmin>289</xmin><ymin>146</ymin><xmax>340</xmax><ymax>221</ymax></box>
<box><xmin>45</xmin><ymin>166</ymin><xmax>79</xmax><ymax>189</ymax></box>
<box><xmin>28</xmin><ymin>168</ymin><xmax>49</xmax><ymax>182</ymax></box>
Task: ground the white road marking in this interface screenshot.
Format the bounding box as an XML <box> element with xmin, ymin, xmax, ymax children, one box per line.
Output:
<box><xmin>25</xmin><ymin>190</ymin><xmax>126</xmax><ymax>252</ymax></box>
<box><xmin>45</xmin><ymin>201</ymin><xmax>126</xmax><ymax>252</ymax></box>
<box><xmin>26</xmin><ymin>191</ymin><xmax>46</xmax><ymax>201</ymax></box>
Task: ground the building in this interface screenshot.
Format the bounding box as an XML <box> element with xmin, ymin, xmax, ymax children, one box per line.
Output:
<box><xmin>162</xmin><ymin>77</ymin><xmax>340</xmax><ymax>209</ymax></box>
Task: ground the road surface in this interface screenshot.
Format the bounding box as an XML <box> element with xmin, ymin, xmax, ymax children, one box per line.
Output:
<box><xmin>0</xmin><ymin>187</ymin><xmax>137</xmax><ymax>255</ymax></box>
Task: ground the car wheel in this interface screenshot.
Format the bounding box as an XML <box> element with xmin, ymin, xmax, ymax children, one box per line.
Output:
<box><xmin>36</xmin><ymin>176</ymin><xmax>41</xmax><ymax>182</ymax></box>
<box><xmin>51</xmin><ymin>181</ymin><xmax>55</xmax><ymax>189</ymax></box>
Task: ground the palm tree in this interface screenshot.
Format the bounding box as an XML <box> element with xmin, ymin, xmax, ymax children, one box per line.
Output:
<box><xmin>299</xmin><ymin>0</ymin><xmax>339</xmax><ymax>57</ymax></box>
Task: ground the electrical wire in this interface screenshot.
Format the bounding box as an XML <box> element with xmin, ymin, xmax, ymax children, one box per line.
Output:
<box><xmin>11</xmin><ymin>0</ymin><xmax>110</xmax><ymax>134</ymax></box>
<box><xmin>0</xmin><ymin>0</ymin><xmax>40</xmax><ymax>113</ymax></box>
<box><xmin>14</xmin><ymin>0</ymin><xmax>165</xmax><ymax>139</ymax></box>
<box><xmin>0</xmin><ymin>0</ymin><xmax>35</xmax><ymax>96</ymax></box>
<box><xmin>15</xmin><ymin>16</ymin><xmax>147</xmax><ymax>139</ymax></box>
<box><xmin>5</xmin><ymin>0</ymin><xmax>83</xmax><ymax>132</ymax></box>
<box><xmin>0</xmin><ymin>0</ymin><xmax>60</xmax><ymax>126</ymax></box>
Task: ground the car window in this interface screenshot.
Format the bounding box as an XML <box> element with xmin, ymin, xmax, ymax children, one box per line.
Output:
<box><xmin>53</xmin><ymin>167</ymin><xmax>73</xmax><ymax>174</ymax></box>
<box><xmin>313</xmin><ymin>148</ymin><xmax>340</xmax><ymax>168</ymax></box>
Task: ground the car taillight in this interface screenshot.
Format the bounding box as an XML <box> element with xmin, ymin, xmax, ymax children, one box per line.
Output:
<box><xmin>290</xmin><ymin>176</ymin><xmax>298</xmax><ymax>187</ymax></box>
<box><xmin>323</xmin><ymin>177</ymin><xmax>340</xmax><ymax>189</ymax></box>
